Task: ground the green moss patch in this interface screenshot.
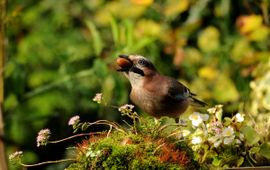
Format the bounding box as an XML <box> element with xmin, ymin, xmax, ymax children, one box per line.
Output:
<box><xmin>66</xmin><ymin>118</ymin><xmax>199</xmax><ymax>170</ymax></box>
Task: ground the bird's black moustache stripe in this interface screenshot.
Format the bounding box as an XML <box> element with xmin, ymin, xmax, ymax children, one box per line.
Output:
<box><xmin>130</xmin><ymin>66</ymin><xmax>144</xmax><ymax>76</ymax></box>
<box><xmin>117</xmin><ymin>68</ymin><xmax>129</xmax><ymax>72</ymax></box>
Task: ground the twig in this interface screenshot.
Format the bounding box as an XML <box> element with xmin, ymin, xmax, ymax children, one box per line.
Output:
<box><xmin>19</xmin><ymin>158</ymin><xmax>76</xmax><ymax>167</ymax></box>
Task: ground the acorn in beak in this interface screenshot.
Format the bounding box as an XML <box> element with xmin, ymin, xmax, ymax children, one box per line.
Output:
<box><xmin>116</xmin><ymin>54</ymin><xmax>133</xmax><ymax>72</ymax></box>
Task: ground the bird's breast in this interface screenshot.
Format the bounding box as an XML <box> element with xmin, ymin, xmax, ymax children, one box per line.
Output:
<box><xmin>130</xmin><ymin>86</ymin><xmax>189</xmax><ymax>118</ymax></box>
<box><xmin>130</xmin><ymin>88</ymin><xmax>157</xmax><ymax>115</ymax></box>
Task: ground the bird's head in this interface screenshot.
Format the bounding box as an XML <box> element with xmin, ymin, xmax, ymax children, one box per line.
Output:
<box><xmin>116</xmin><ymin>54</ymin><xmax>157</xmax><ymax>86</ymax></box>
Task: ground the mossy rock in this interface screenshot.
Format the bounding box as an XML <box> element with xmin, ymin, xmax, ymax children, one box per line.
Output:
<box><xmin>66</xmin><ymin>119</ymin><xmax>199</xmax><ymax>170</ymax></box>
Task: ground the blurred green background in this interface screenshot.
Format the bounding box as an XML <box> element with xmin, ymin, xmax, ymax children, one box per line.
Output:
<box><xmin>4</xmin><ymin>0</ymin><xmax>270</xmax><ymax>169</ymax></box>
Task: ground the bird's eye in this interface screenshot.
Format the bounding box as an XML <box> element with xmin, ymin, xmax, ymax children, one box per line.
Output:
<box><xmin>138</xmin><ymin>59</ymin><xmax>149</xmax><ymax>66</ymax></box>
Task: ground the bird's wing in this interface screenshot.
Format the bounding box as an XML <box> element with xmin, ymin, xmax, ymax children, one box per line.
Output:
<box><xmin>166</xmin><ymin>78</ymin><xmax>191</xmax><ymax>101</ymax></box>
<box><xmin>166</xmin><ymin>79</ymin><xmax>207</xmax><ymax>107</ymax></box>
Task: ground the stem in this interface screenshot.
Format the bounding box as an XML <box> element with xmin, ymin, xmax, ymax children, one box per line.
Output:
<box><xmin>19</xmin><ymin>158</ymin><xmax>76</xmax><ymax>167</ymax></box>
<box><xmin>157</xmin><ymin>123</ymin><xmax>181</xmax><ymax>133</ymax></box>
<box><xmin>48</xmin><ymin>119</ymin><xmax>126</xmax><ymax>144</ymax></box>
<box><xmin>86</xmin><ymin>120</ymin><xmax>126</xmax><ymax>134</ymax></box>
<box><xmin>132</xmin><ymin>117</ymin><xmax>137</xmax><ymax>135</ymax></box>
<box><xmin>48</xmin><ymin>133</ymin><xmax>93</xmax><ymax>144</ymax></box>
<box><xmin>106</xmin><ymin>125</ymin><xmax>112</xmax><ymax>138</ymax></box>
<box><xmin>166</xmin><ymin>127</ymin><xmax>182</xmax><ymax>138</ymax></box>
<box><xmin>202</xmin><ymin>123</ymin><xmax>208</xmax><ymax>136</ymax></box>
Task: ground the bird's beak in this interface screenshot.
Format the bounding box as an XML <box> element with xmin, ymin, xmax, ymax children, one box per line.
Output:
<box><xmin>116</xmin><ymin>54</ymin><xmax>133</xmax><ymax>72</ymax></box>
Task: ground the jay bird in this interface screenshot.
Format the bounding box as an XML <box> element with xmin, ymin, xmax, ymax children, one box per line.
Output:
<box><xmin>116</xmin><ymin>54</ymin><xmax>207</xmax><ymax>118</ymax></box>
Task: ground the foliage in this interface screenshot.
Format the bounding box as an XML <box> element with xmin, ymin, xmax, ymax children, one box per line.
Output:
<box><xmin>66</xmin><ymin>131</ymin><xmax>196</xmax><ymax>170</ymax></box>
<box><xmin>9</xmin><ymin>100</ymin><xmax>200</xmax><ymax>169</ymax></box>
<box><xmin>5</xmin><ymin>0</ymin><xmax>270</xmax><ymax>169</ymax></box>
<box><xmin>186</xmin><ymin>105</ymin><xmax>270</xmax><ymax>168</ymax></box>
<box><xmin>9</xmin><ymin>100</ymin><xmax>270</xmax><ymax>169</ymax></box>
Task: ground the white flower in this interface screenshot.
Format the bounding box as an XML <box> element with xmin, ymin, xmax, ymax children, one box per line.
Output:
<box><xmin>191</xmin><ymin>136</ymin><xmax>202</xmax><ymax>144</ymax></box>
<box><xmin>68</xmin><ymin>115</ymin><xmax>80</xmax><ymax>126</ymax></box>
<box><xmin>189</xmin><ymin>112</ymin><xmax>203</xmax><ymax>126</ymax></box>
<box><xmin>235</xmin><ymin>113</ymin><xmax>245</xmax><ymax>122</ymax></box>
<box><xmin>222</xmin><ymin>126</ymin><xmax>234</xmax><ymax>137</ymax></box>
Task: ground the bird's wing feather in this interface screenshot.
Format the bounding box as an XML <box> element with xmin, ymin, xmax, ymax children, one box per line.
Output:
<box><xmin>166</xmin><ymin>78</ymin><xmax>207</xmax><ymax>107</ymax></box>
<box><xmin>166</xmin><ymin>78</ymin><xmax>191</xmax><ymax>101</ymax></box>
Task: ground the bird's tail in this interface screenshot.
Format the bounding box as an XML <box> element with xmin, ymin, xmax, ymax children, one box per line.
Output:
<box><xmin>189</xmin><ymin>97</ymin><xmax>208</xmax><ymax>107</ymax></box>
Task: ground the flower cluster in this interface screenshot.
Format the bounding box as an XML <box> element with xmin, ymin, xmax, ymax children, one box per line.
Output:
<box><xmin>189</xmin><ymin>112</ymin><xmax>209</xmax><ymax>127</ymax></box>
<box><xmin>36</xmin><ymin>129</ymin><xmax>51</xmax><ymax>147</ymax></box>
<box><xmin>188</xmin><ymin>106</ymin><xmax>245</xmax><ymax>148</ymax></box>
<box><xmin>118</xmin><ymin>104</ymin><xmax>135</xmax><ymax>115</ymax></box>
<box><xmin>185</xmin><ymin>105</ymin><xmax>249</xmax><ymax>167</ymax></box>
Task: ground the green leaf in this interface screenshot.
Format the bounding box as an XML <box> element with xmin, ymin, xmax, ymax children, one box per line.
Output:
<box><xmin>110</xmin><ymin>16</ymin><xmax>120</xmax><ymax>46</ymax></box>
<box><xmin>4</xmin><ymin>94</ymin><xmax>18</xmax><ymax>110</ymax></box>
<box><xmin>132</xmin><ymin>37</ymin><xmax>155</xmax><ymax>52</ymax></box>
<box><xmin>81</xmin><ymin>123</ymin><xmax>90</xmax><ymax>131</ymax></box>
<box><xmin>124</xmin><ymin>19</ymin><xmax>134</xmax><ymax>49</ymax></box>
<box><xmin>212</xmin><ymin>157</ymin><xmax>221</xmax><ymax>167</ymax></box>
<box><xmin>236</xmin><ymin>156</ymin><xmax>244</xmax><ymax>167</ymax></box>
<box><xmin>259</xmin><ymin>143</ymin><xmax>270</xmax><ymax>159</ymax></box>
<box><xmin>223</xmin><ymin>117</ymin><xmax>232</xmax><ymax>126</ymax></box>
<box><xmin>85</xmin><ymin>20</ymin><xmax>104</xmax><ymax>56</ymax></box>
<box><xmin>215</xmin><ymin>110</ymin><xmax>222</xmax><ymax>122</ymax></box>
<box><xmin>240</xmin><ymin>126</ymin><xmax>260</xmax><ymax>146</ymax></box>
<box><xmin>249</xmin><ymin>146</ymin><xmax>260</xmax><ymax>153</ymax></box>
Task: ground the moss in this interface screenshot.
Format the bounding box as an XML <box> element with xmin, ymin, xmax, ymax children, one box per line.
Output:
<box><xmin>66</xmin><ymin>117</ymin><xmax>199</xmax><ymax>170</ymax></box>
